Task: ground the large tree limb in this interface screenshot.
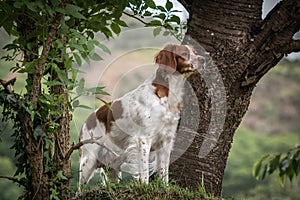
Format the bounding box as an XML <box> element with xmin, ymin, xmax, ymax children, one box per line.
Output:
<box><xmin>284</xmin><ymin>39</ymin><xmax>300</xmax><ymax>54</ymax></box>
<box><xmin>248</xmin><ymin>0</ymin><xmax>300</xmax><ymax>56</ymax></box>
<box><xmin>241</xmin><ymin>0</ymin><xmax>300</xmax><ymax>87</ymax></box>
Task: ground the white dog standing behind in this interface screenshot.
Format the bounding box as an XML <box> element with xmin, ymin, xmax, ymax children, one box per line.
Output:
<box><xmin>78</xmin><ymin>44</ymin><xmax>204</xmax><ymax>188</ymax></box>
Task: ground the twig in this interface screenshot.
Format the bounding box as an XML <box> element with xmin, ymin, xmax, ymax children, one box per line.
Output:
<box><xmin>0</xmin><ymin>175</ymin><xmax>27</xmax><ymax>188</ymax></box>
<box><xmin>0</xmin><ymin>77</ymin><xmax>16</xmax><ymax>94</ymax></box>
<box><xmin>64</xmin><ymin>137</ymin><xmax>119</xmax><ymax>162</ymax></box>
<box><xmin>123</xmin><ymin>11</ymin><xmax>148</xmax><ymax>25</ymax></box>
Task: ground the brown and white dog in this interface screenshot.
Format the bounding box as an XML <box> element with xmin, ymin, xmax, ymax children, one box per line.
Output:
<box><xmin>79</xmin><ymin>44</ymin><xmax>204</xmax><ymax>187</ymax></box>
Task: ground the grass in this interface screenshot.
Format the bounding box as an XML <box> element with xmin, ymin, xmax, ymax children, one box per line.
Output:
<box><xmin>73</xmin><ymin>178</ymin><xmax>214</xmax><ymax>200</ymax></box>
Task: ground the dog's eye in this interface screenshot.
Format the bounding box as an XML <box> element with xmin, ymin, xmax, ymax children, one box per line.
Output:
<box><xmin>181</xmin><ymin>52</ymin><xmax>189</xmax><ymax>58</ymax></box>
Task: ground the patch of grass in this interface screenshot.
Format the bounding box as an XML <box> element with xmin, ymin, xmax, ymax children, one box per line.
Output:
<box><xmin>73</xmin><ymin>178</ymin><xmax>214</xmax><ymax>200</ymax></box>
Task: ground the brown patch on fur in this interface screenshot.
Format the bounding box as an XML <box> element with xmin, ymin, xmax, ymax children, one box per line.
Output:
<box><xmin>155</xmin><ymin>44</ymin><xmax>177</xmax><ymax>71</ymax></box>
<box><xmin>96</xmin><ymin>101</ymin><xmax>124</xmax><ymax>133</ymax></box>
<box><xmin>85</xmin><ymin>112</ymin><xmax>97</xmax><ymax>130</ymax></box>
<box><xmin>111</xmin><ymin>100</ymin><xmax>123</xmax><ymax>120</ymax></box>
<box><xmin>155</xmin><ymin>44</ymin><xmax>194</xmax><ymax>74</ymax></box>
<box><xmin>153</xmin><ymin>83</ymin><xmax>169</xmax><ymax>98</ymax></box>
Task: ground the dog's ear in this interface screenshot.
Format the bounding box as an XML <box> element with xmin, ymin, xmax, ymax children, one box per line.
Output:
<box><xmin>155</xmin><ymin>44</ymin><xmax>177</xmax><ymax>72</ymax></box>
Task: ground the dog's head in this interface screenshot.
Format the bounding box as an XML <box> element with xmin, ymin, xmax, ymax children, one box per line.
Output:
<box><xmin>155</xmin><ymin>44</ymin><xmax>205</xmax><ymax>74</ymax></box>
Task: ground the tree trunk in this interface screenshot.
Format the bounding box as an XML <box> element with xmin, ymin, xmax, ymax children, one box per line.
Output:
<box><xmin>50</xmin><ymin>44</ymin><xmax>72</xmax><ymax>199</ymax></box>
<box><xmin>171</xmin><ymin>0</ymin><xmax>300</xmax><ymax>196</ymax></box>
<box><xmin>15</xmin><ymin>8</ymin><xmax>71</xmax><ymax>200</ymax></box>
<box><xmin>16</xmin><ymin>13</ymin><xmax>51</xmax><ymax>200</ymax></box>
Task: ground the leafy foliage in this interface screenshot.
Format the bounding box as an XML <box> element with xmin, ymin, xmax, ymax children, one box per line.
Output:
<box><xmin>223</xmin><ymin>127</ymin><xmax>300</xmax><ymax>199</ymax></box>
<box><xmin>126</xmin><ymin>0</ymin><xmax>187</xmax><ymax>40</ymax></box>
<box><xmin>0</xmin><ymin>0</ymin><xmax>186</xmax><ymax>199</ymax></box>
<box><xmin>253</xmin><ymin>144</ymin><xmax>300</xmax><ymax>186</ymax></box>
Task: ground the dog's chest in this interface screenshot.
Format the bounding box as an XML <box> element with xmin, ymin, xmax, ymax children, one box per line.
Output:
<box><xmin>110</xmin><ymin>83</ymin><xmax>181</xmax><ymax>138</ymax></box>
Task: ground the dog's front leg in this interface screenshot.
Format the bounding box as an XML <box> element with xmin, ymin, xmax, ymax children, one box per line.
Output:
<box><xmin>157</xmin><ymin>142</ymin><xmax>173</xmax><ymax>184</ymax></box>
<box><xmin>138</xmin><ymin>137</ymin><xmax>151</xmax><ymax>184</ymax></box>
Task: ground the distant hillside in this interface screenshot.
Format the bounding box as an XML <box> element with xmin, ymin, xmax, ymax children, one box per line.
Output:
<box><xmin>241</xmin><ymin>59</ymin><xmax>300</xmax><ymax>134</ymax></box>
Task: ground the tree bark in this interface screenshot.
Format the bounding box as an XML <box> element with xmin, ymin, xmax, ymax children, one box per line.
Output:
<box><xmin>170</xmin><ymin>0</ymin><xmax>300</xmax><ymax>196</ymax></box>
<box><xmin>14</xmin><ymin>3</ymin><xmax>71</xmax><ymax>199</ymax></box>
<box><xmin>50</xmin><ymin>36</ymin><xmax>72</xmax><ymax>199</ymax></box>
<box><xmin>16</xmin><ymin>12</ymin><xmax>50</xmax><ymax>200</ymax></box>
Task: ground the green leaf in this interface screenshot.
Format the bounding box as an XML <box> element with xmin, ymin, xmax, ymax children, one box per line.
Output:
<box><xmin>261</xmin><ymin>164</ymin><xmax>268</xmax><ymax>180</ymax></box>
<box><xmin>279</xmin><ymin>174</ymin><xmax>285</xmax><ymax>187</ymax></box>
<box><xmin>268</xmin><ymin>154</ymin><xmax>280</xmax><ymax>174</ymax></box>
<box><xmin>78</xmin><ymin>78</ymin><xmax>85</xmax><ymax>89</ymax></box>
<box><xmin>253</xmin><ymin>160</ymin><xmax>263</xmax><ymax>180</ymax></box>
<box><xmin>3</xmin><ymin>44</ymin><xmax>19</xmax><ymax>51</ymax></box>
<box><xmin>13</xmin><ymin>1</ymin><xmax>24</xmax><ymax>8</ymax></box>
<box><xmin>97</xmin><ymin>43</ymin><xmax>111</xmax><ymax>55</ymax></box>
<box><xmin>74</xmin><ymin>53</ymin><xmax>82</xmax><ymax>66</ymax></box>
<box><xmin>163</xmin><ymin>31</ymin><xmax>170</xmax><ymax>36</ymax></box>
<box><xmin>87</xmin><ymin>87</ymin><xmax>110</xmax><ymax>95</ymax></box>
<box><xmin>72</xmin><ymin>99</ymin><xmax>80</xmax><ymax>108</ymax></box>
<box><xmin>157</xmin><ymin>5</ymin><xmax>166</xmax><ymax>12</ymax></box>
<box><xmin>144</xmin><ymin>0</ymin><xmax>156</xmax><ymax>8</ymax></box>
<box><xmin>65</xmin><ymin>57</ymin><xmax>73</xmax><ymax>69</ymax></box>
<box><xmin>76</xmin><ymin>104</ymin><xmax>92</xmax><ymax>110</ymax></box>
<box><xmin>69</xmin><ymin>43</ymin><xmax>85</xmax><ymax>52</ymax></box>
<box><xmin>26</xmin><ymin>2</ymin><xmax>38</xmax><ymax>12</ymax></box>
<box><xmin>56</xmin><ymin>170</ymin><xmax>68</xmax><ymax>180</ymax></box>
<box><xmin>143</xmin><ymin>11</ymin><xmax>153</xmax><ymax>17</ymax></box>
<box><xmin>111</xmin><ymin>22</ymin><xmax>121</xmax><ymax>35</ymax></box>
<box><xmin>65</xmin><ymin>3</ymin><xmax>86</xmax><ymax>19</ymax></box>
<box><xmin>155</xmin><ymin>13</ymin><xmax>166</xmax><ymax>21</ymax></box>
<box><xmin>55</xmin><ymin>69</ymin><xmax>71</xmax><ymax>84</ymax></box>
<box><xmin>97</xmin><ymin>97</ymin><xmax>111</xmax><ymax>109</ymax></box>
<box><xmin>166</xmin><ymin>0</ymin><xmax>173</xmax><ymax>11</ymax></box>
<box><xmin>116</xmin><ymin>19</ymin><xmax>128</xmax><ymax>27</ymax></box>
<box><xmin>146</xmin><ymin>20</ymin><xmax>162</xmax><ymax>27</ymax></box>
<box><xmin>153</xmin><ymin>27</ymin><xmax>162</xmax><ymax>37</ymax></box>
<box><xmin>89</xmin><ymin>52</ymin><xmax>102</xmax><ymax>61</ymax></box>
<box><xmin>292</xmin><ymin>149</ymin><xmax>300</xmax><ymax>174</ymax></box>
<box><xmin>102</xmin><ymin>27</ymin><xmax>113</xmax><ymax>38</ymax></box>
<box><xmin>169</xmin><ymin>15</ymin><xmax>181</xmax><ymax>24</ymax></box>
<box><xmin>253</xmin><ymin>154</ymin><xmax>269</xmax><ymax>179</ymax></box>
<box><xmin>71</xmin><ymin>68</ymin><xmax>84</xmax><ymax>82</ymax></box>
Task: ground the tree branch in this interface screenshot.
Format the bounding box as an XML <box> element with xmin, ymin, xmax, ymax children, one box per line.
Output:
<box><xmin>241</xmin><ymin>0</ymin><xmax>300</xmax><ymax>87</ymax></box>
<box><xmin>31</xmin><ymin>13</ymin><xmax>64</xmax><ymax>108</ymax></box>
<box><xmin>250</xmin><ymin>0</ymin><xmax>300</xmax><ymax>54</ymax></box>
<box><xmin>0</xmin><ymin>175</ymin><xmax>27</xmax><ymax>188</ymax></box>
<box><xmin>30</xmin><ymin>1</ymin><xmax>68</xmax><ymax>108</ymax></box>
<box><xmin>122</xmin><ymin>11</ymin><xmax>148</xmax><ymax>25</ymax></box>
<box><xmin>0</xmin><ymin>77</ymin><xmax>16</xmax><ymax>94</ymax></box>
<box><xmin>63</xmin><ymin>137</ymin><xmax>119</xmax><ymax>162</ymax></box>
<box><xmin>284</xmin><ymin>39</ymin><xmax>300</xmax><ymax>54</ymax></box>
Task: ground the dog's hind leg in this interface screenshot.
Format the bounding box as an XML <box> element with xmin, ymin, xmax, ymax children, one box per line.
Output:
<box><xmin>79</xmin><ymin>155</ymin><xmax>99</xmax><ymax>190</ymax></box>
